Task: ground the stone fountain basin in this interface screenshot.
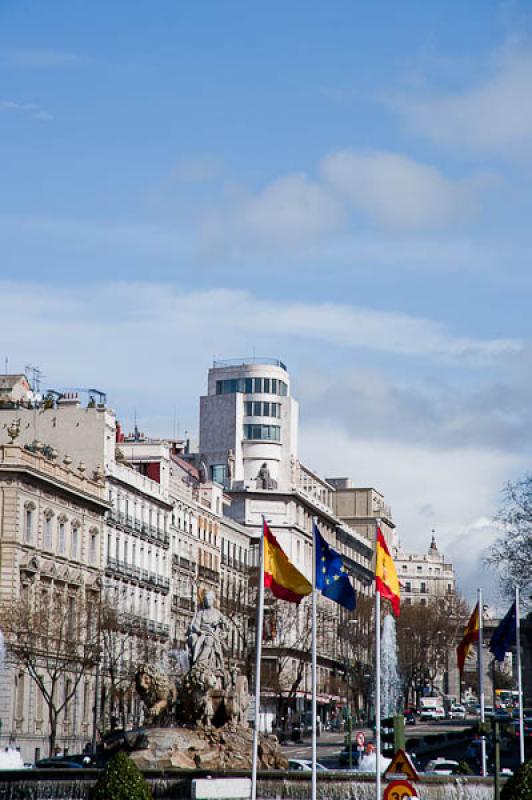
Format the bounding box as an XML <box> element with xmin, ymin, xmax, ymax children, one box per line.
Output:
<box><xmin>129</xmin><ymin>726</ymin><xmax>288</xmax><ymax>771</ymax></box>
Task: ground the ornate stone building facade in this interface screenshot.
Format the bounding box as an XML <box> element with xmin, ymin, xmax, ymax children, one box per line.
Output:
<box><xmin>0</xmin><ymin>439</ymin><xmax>108</xmax><ymax>762</ymax></box>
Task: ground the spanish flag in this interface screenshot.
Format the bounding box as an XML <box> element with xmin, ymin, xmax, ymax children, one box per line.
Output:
<box><xmin>375</xmin><ymin>526</ymin><xmax>400</xmax><ymax>616</ymax></box>
<box><xmin>457</xmin><ymin>603</ymin><xmax>479</xmax><ymax>673</ymax></box>
<box><xmin>263</xmin><ymin>520</ymin><xmax>312</xmax><ymax>604</ymax></box>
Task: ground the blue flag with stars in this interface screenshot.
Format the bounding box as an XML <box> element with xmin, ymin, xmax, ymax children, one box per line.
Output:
<box><xmin>314</xmin><ymin>523</ymin><xmax>356</xmax><ymax>610</ymax></box>
<box><xmin>489</xmin><ymin>601</ymin><xmax>517</xmax><ymax>662</ymax></box>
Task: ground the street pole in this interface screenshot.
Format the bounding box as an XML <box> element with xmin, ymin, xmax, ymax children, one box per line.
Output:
<box><xmin>348</xmin><ymin>710</ymin><xmax>352</xmax><ymax>769</ymax></box>
<box><xmin>311</xmin><ymin>519</ymin><xmax>317</xmax><ymax>800</ymax></box>
<box><xmin>515</xmin><ymin>586</ymin><xmax>525</xmax><ymax>765</ymax></box>
<box><xmin>251</xmin><ymin>521</ymin><xmax>265</xmax><ymax>800</ymax></box>
<box><xmin>91</xmin><ymin>578</ymin><xmax>103</xmax><ymax>759</ymax></box>
<box><xmin>492</xmin><ymin>660</ymin><xmax>500</xmax><ymax>800</ymax></box>
<box><xmin>375</xmin><ymin>588</ymin><xmax>381</xmax><ymax>800</ymax></box>
<box><xmin>478</xmin><ymin>588</ymin><xmax>487</xmax><ymax>777</ymax></box>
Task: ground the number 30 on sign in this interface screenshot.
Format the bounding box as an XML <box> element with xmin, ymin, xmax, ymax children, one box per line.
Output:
<box><xmin>383</xmin><ymin>779</ymin><xmax>418</xmax><ymax>800</ymax></box>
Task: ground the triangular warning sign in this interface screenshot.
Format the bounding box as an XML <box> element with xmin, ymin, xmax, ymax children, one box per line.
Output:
<box><xmin>383</xmin><ymin>748</ymin><xmax>419</xmax><ymax>781</ymax></box>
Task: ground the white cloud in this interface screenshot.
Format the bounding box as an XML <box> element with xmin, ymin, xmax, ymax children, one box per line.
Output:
<box><xmin>0</xmin><ymin>282</ymin><xmax>518</xmax><ymax>370</ymax></box>
<box><xmin>391</xmin><ymin>46</ymin><xmax>532</xmax><ymax>157</ymax></box>
<box><xmin>2</xmin><ymin>48</ymin><xmax>81</xmax><ymax>69</ymax></box>
<box><xmin>320</xmin><ymin>150</ymin><xmax>488</xmax><ymax>229</ymax></box>
<box><xmin>0</xmin><ymin>279</ymin><xmax>524</xmax><ymax>599</ymax></box>
<box><xmin>299</xmin><ymin>423</ymin><xmax>523</xmax><ymax>602</ymax></box>
<box><xmin>0</xmin><ymin>100</ymin><xmax>53</xmax><ymax>121</ymax></box>
<box><xmin>240</xmin><ymin>173</ymin><xmax>343</xmax><ymax>242</ymax></box>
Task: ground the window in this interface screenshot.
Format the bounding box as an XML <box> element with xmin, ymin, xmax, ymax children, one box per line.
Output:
<box><xmin>216</xmin><ymin>377</ymin><xmax>287</xmax><ymax>396</ymax></box>
<box><xmin>44</xmin><ymin>512</ymin><xmax>53</xmax><ymax>549</ymax></box>
<box><xmin>58</xmin><ymin>520</ymin><xmax>66</xmax><ymax>554</ymax></box>
<box><xmin>210</xmin><ymin>464</ymin><xmax>226</xmax><ymax>485</ymax></box>
<box><xmin>420</xmin><ymin>581</ymin><xmax>427</xmax><ymax>593</ymax></box>
<box><xmin>243</xmin><ymin>424</ymin><xmax>280</xmax><ymax>441</ymax></box>
<box><xmin>417</xmin><ymin>566</ymin><xmax>422</xmax><ymax>572</ymax></box>
<box><xmin>90</xmin><ymin>530</ymin><xmax>98</xmax><ymax>562</ymax></box>
<box><xmin>24</xmin><ymin>503</ymin><xmax>35</xmax><ymax>543</ymax></box>
<box><xmin>402</xmin><ymin>564</ymin><xmax>407</xmax><ymax>571</ymax></box>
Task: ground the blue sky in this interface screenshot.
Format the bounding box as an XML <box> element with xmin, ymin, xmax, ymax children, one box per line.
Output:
<box><xmin>2</xmin><ymin>0</ymin><xmax>532</xmax><ymax>603</ymax></box>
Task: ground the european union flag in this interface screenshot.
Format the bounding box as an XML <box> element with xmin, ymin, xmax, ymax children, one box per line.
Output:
<box><xmin>314</xmin><ymin>523</ymin><xmax>356</xmax><ymax>610</ymax></box>
<box><xmin>489</xmin><ymin>601</ymin><xmax>517</xmax><ymax>662</ymax></box>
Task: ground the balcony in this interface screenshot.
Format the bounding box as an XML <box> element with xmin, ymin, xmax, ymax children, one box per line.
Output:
<box><xmin>106</xmin><ymin>557</ymin><xmax>170</xmax><ymax>592</ymax></box>
<box><xmin>213</xmin><ymin>357</ymin><xmax>287</xmax><ymax>370</ymax></box>
<box><xmin>198</xmin><ymin>564</ymin><xmax>219</xmax><ymax>584</ymax></box>
<box><xmin>172</xmin><ymin>595</ymin><xmax>193</xmax><ymax>612</ymax></box>
<box><xmin>172</xmin><ymin>554</ymin><xmax>197</xmax><ymax>573</ymax></box>
<box><xmin>106</xmin><ymin>512</ymin><xmax>170</xmax><ymax>548</ymax></box>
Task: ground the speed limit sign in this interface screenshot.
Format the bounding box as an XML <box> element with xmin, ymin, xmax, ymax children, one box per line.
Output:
<box><xmin>355</xmin><ymin>731</ymin><xmax>365</xmax><ymax>748</ymax></box>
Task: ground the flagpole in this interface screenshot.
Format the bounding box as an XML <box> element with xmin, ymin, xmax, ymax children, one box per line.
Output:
<box><xmin>251</xmin><ymin>519</ymin><xmax>266</xmax><ymax>800</ymax></box>
<box><xmin>515</xmin><ymin>586</ymin><xmax>525</xmax><ymax>764</ymax></box>
<box><xmin>375</xmin><ymin>518</ymin><xmax>381</xmax><ymax>800</ymax></box>
<box><xmin>477</xmin><ymin>588</ymin><xmax>487</xmax><ymax>777</ymax></box>
<box><xmin>311</xmin><ymin>519</ymin><xmax>318</xmax><ymax>800</ymax></box>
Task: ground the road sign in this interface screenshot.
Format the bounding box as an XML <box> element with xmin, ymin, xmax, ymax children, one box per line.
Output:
<box><xmin>383</xmin><ymin>779</ymin><xmax>418</xmax><ymax>800</ymax></box>
<box><xmin>355</xmin><ymin>731</ymin><xmax>365</xmax><ymax>748</ymax></box>
<box><xmin>383</xmin><ymin>749</ymin><xmax>419</xmax><ymax>781</ymax></box>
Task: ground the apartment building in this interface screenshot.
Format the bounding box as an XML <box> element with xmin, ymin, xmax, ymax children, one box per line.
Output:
<box><xmin>394</xmin><ymin>535</ymin><xmax>456</xmax><ymax>606</ymax></box>
<box><xmin>0</xmin><ymin>432</ymin><xmax>108</xmax><ymax>762</ymax></box>
<box><xmin>197</xmin><ymin>359</ymin><xmax>376</xmax><ymax>729</ymax></box>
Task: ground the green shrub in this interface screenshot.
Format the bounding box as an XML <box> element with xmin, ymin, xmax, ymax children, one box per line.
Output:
<box><xmin>90</xmin><ymin>752</ymin><xmax>152</xmax><ymax>800</ymax></box>
<box><xmin>500</xmin><ymin>758</ymin><xmax>532</xmax><ymax>800</ymax></box>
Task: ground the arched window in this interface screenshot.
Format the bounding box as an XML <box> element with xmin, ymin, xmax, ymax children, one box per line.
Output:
<box><xmin>89</xmin><ymin>528</ymin><xmax>99</xmax><ymax>563</ymax></box>
<box><xmin>70</xmin><ymin>519</ymin><xmax>81</xmax><ymax>560</ymax></box>
<box><xmin>43</xmin><ymin>509</ymin><xmax>54</xmax><ymax>549</ymax></box>
<box><xmin>24</xmin><ymin>501</ymin><xmax>36</xmax><ymax>543</ymax></box>
<box><xmin>58</xmin><ymin>515</ymin><xmax>67</xmax><ymax>555</ymax></box>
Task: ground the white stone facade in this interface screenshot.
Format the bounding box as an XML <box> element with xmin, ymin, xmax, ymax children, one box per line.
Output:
<box><xmin>395</xmin><ymin>536</ymin><xmax>456</xmax><ymax>606</ymax></box>
<box><xmin>0</xmin><ymin>442</ymin><xmax>108</xmax><ymax>762</ymax></box>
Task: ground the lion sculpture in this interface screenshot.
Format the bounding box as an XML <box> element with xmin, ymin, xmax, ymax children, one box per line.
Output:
<box><xmin>134</xmin><ymin>663</ymin><xmax>177</xmax><ymax>724</ymax></box>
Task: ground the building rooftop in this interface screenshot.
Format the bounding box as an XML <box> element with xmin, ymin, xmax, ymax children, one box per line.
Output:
<box><xmin>212</xmin><ymin>357</ymin><xmax>287</xmax><ymax>371</ymax></box>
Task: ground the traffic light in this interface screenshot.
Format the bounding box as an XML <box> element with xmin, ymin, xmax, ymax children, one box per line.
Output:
<box><xmin>381</xmin><ymin>715</ymin><xmax>405</xmax><ymax>756</ymax></box>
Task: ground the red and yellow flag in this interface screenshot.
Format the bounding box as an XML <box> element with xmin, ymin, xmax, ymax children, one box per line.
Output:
<box><xmin>375</xmin><ymin>526</ymin><xmax>400</xmax><ymax>616</ymax></box>
<box><xmin>457</xmin><ymin>603</ymin><xmax>479</xmax><ymax>673</ymax></box>
<box><xmin>263</xmin><ymin>520</ymin><xmax>311</xmax><ymax>604</ymax></box>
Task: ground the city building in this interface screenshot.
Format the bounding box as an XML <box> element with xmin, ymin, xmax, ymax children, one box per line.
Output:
<box><xmin>394</xmin><ymin>535</ymin><xmax>456</xmax><ymax>606</ymax></box>
<box><xmin>0</xmin><ymin>431</ymin><xmax>108</xmax><ymax>762</ymax></box>
<box><xmin>197</xmin><ymin>359</ymin><xmax>377</xmax><ymax>730</ymax></box>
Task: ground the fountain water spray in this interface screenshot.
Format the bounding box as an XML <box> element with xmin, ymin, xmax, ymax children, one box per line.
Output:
<box><xmin>380</xmin><ymin>613</ymin><xmax>401</xmax><ymax>717</ymax></box>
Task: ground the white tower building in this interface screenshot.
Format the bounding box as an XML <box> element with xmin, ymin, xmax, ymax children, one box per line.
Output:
<box><xmin>199</xmin><ymin>358</ymin><xmax>298</xmax><ymax>491</ymax></box>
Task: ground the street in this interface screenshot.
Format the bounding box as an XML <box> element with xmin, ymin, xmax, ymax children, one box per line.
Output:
<box><xmin>280</xmin><ymin>720</ymin><xmax>478</xmax><ymax>769</ymax></box>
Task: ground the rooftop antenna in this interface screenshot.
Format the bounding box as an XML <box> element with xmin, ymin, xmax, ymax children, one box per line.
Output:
<box><xmin>4</xmin><ymin>357</ymin><xmax>8</xmax><ymax>375</ymax></box>
<box><xmin>173</xmin><ymin>406</ymin><xmax>177</xmax><ymax>440</ymax></box>
<box><xmin>252</xmin><ymin>344</ymin><xmax>256</xmax><ymax>363</ymax></box>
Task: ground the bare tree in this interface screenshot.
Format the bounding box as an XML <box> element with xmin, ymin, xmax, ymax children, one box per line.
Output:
<box><xmin>487</xmin><ymin>475</ymin><xmax>532</xmax><ymax>600</ymax></box>
<box><xmin>0</xmin><ymin>591</ymin><xmax>99</xmax><ymax>756</ymax></box>
<box><xmin>396</xmin><ymin>596</ymin><xmax>468</xmax><ymax>707</ymax></box>
<box><xmin>337</xmin><ymin>594</ymin><xmax>374</xmax><ymax>722</ymax></box>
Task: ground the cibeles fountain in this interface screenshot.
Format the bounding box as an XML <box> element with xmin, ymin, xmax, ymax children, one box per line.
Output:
<box><xmin>130</xmin><ymin>590</ymin><xmax>287</xmax><ymax>770</ymax></box>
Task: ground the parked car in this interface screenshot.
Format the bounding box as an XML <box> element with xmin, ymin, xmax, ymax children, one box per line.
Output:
<box><xmin>35</xmin><ymin>755</ymin><xmax>92</xmax><ymax>769</ymax></box>
<box><xmin>338</xmin><ymin>745</ymin><xmax>362</xmax><ymax>768</ymax></box>
<box><xmin>404</xmin><ymin>709</ymin><xmax>417</xmax><ymax>725</ymax></box>
<box><xmin>449</xmin><ymin>704</ymin><xmax>466</xmax><ymax>720</ymax></box>
<box><xmin>419</xmin><ymin>706</ymin><xmax>445</xmax><ymax>721</ymax></box>
<box><xmin>288</xmin><ymin>759</ymin><xmax>328</xmax><ymax>772</ymax></box>
<box><xmin>424</xmin><ymin>758</ymin><xmax>459</xmax><ymax>776</ymax></box>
